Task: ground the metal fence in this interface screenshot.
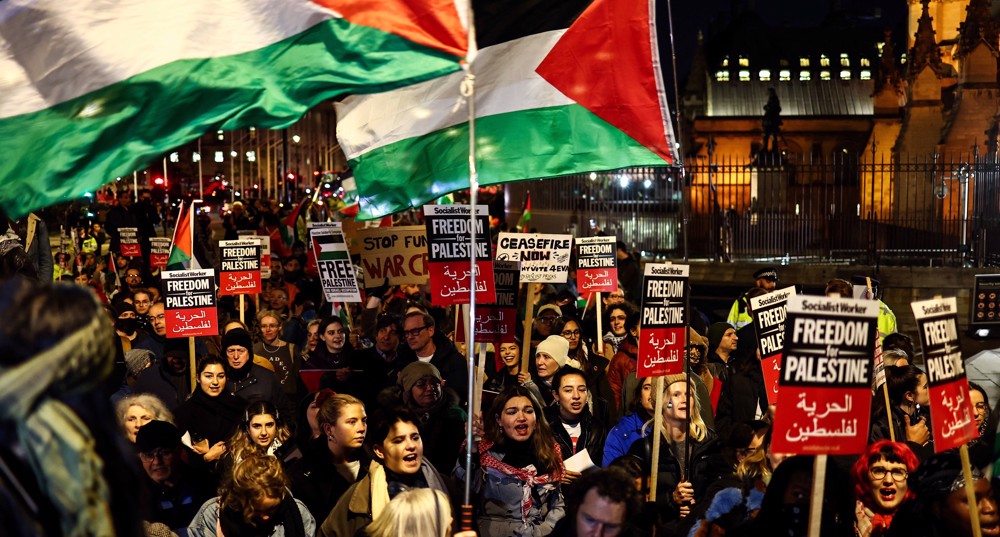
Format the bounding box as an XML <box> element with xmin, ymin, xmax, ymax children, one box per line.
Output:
<box><xmin>514</xmin><ymin>152</ymin><xmax>1000</xmax><ymax>267</ymax></box>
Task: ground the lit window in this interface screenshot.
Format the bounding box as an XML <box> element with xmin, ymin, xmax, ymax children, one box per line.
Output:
<box><xmin>738</xmin><ymin>70</ymin><xmax>750</xmax><ymax>81</ymax></box>
<box><xmin>800</xmin><ymin>71</ymin><xmax>811</xmax><ymax>81</ymax></box>
<box><xmin>840</xmin><ymin>53</ymin><xmax>850</xmax><ymax>67</ymax></box>
<box><xmin>722</xmin><ymin>56</ymin><xmax>729</xmax><ymax>67</ymax></box>
<box><xmin>759</xmin><ymin>69</ymin><xmax>771</xmax><ymax>81</ymax></box>
<box><xmin>877</xmin><ymin>42</ymin><xmax>885</xmax><ymax>54</ymax></box>
<box><xmin>715</xmin><ymin>70</ymin><xmax>730</xmax><ymax>82</ymax></box>
<box><xmin>800</xmin><ymin>57</ymin><xmax>810</xmax><ymax>67</ymax></box>
<box><xmin>820</xmin><ymin>55</ymin><xmax>830</xmax><ymax>67</ymax></box>
<box><xmin>860</xmin><ymin>58</ymin><xmax>870</xmax><ymax>67</ymax></box>
<box><xmin>860</xmin><ymin>70</ymin><xmax>871</xmax><ymax>80</ymax></box>
<box><xmin>779</xmin><ymin>69</ymin><xmax>791</xmax><ymax>81</ymax></box>
<box><xmin>820</xmin><ymin>70</ymin><xmax>831</xmax><ymax>80</ymax></box>
<box><xmin>900</xmin><ymin>53</ymin><xmax>907</xmax><ymax>64</ymax></box>
<box><xmin>738</xmin><ymin>56</ymin><xmax>749</xmax><ymax>67</ymax></box>
<box><xmin>840</xmin><ymin>70</ymin><xmax>851</xmax><ymax>80</ymax></box>
<box><xmin>214</xmin><ymin>151</ymin><xmax>224</xmax><ymax>163</ymax></box>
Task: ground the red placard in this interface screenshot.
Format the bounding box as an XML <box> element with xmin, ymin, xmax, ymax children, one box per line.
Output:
<box><xmin>119</xmin><ymin>227</ymin><xmax>141</xmax><ymax>257</ymax></box>
<box><xmin>576</xmin><ymin>236</ymin><xmax>618</xmax><ymax>294</ymax></box>
<box><xmin>770</xmin><ymin>295</ymin><xmax>879</xmax><ymax>455</ymax></box>
<box><xmin>750</xmin><ymin>287</ymin><xmax>796</xmax><ymax>400</ymax></box>
<box><xmin>162</xmin><ymin>269</ymin><xmax>218</xmax><ymax>338</ymax></box>
<box><xmin>219</xmin><ymin>240</ymin><xmax>261</xmax><ymax>296</ymax></box>
<box><xmin>150</xmin><ymin>237</ymin><xmax>170</xmax><ymax>269</ymax></box>
<box><xmin>912</xmin><ymin>297</ymin><xmax>978</xmax><ymax>451</ymax></box>
<box><xmin>423</xmin><ymin>205</ymin><xmax>496</xmax><ymax>306</ymax></box>
<box><xmin>455</xmin><ymin>260</ymin><xmax>519</xmax><ymax>347</ymax></box>
<box><xmin>761</xmin><ymin>354</ymin><xmax>781</xmax><ymax>402</ymax></box>
<box><xmin>637</xmin><ymin>264</ymin><xmax>688</xmax><ymax>378</ymax></box>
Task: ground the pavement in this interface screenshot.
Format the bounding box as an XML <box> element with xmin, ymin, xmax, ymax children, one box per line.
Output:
<box><xmin>967</xmin><ymin>347</ymin><xmax>1000</xmax><ymax>408</ymax></box>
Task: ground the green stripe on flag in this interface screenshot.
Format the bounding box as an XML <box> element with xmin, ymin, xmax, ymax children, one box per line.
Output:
<box><xmin>0</xmin><ymin>18</ymin><xmax>460</xmax><ymax>218</ymax></box>
<box><xmin>318</xmin><ymin>251</ymin><xmax>350</xmax><ymax>261</ymax></box>
<box><xmin>350</xmin><ymin>104</ymin><xmax>668</xmax><ymax>219</ymax></box>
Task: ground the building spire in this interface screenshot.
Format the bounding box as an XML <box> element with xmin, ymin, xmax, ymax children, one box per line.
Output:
<box><xmin>957</xmin><ymin>0</ymin><xmax>999</xmax><ymax>57</ymax></box>
<box><xmin>876</xmin><ymin>29</ymin><xmax>901</xmax><ymax>92</ymax></box>
<box><xmin>908</xmin><ymin>0</ymin><xmax>942</xmax><ymax>76</ymax></box>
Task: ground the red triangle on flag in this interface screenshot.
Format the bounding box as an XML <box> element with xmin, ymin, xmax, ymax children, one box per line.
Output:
<box><xmin>535</xmin><ymin>0</ymin><xmax>675</xmax><ymax>164</ymax></box>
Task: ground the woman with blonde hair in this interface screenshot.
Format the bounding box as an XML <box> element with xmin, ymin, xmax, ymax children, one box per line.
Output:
<box><xmin>115</xmin><ymin>392</ymin><xmax>174</xmax><ymax>443</ymax></box>
<box><xmin>226</xmin><ymin>401</ymin><xmax>295</xmax><ymax>468</ymax></box>
<box><xmin>626</xmin><ymin>375</ymin><xmax>728</xmax><ymax>535</ymax></box>
<box><xmin>187</xmin><ymin>454</ymin><xmax>315</xmax><ymax>536</ymax></box>
<box><xmin>366</xmin><ymin>488</ymin><xmax>477</xmax><ymax>537</ymax></box>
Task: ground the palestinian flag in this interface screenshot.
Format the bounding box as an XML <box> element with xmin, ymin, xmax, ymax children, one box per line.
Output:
<box><xmin>0</xmin><ymin>0</ymin><xmax>468</xmax><ymax>219</ymax></box>
<box><xmin>517</xmin><ymin>192</ymin><xmax>532</xmax><ymax>232</ymax></box>
<box><xmin>337</xmin><ymin>0</ymin><xmax>676</xmax><ymax>219</ymax></box>
<box><xmin>280</xmin><ymin>198</ymin><xmax>310</xmax><ymax>250</ymax></box>
<box><xmin>166</xmin><ymin>202</ymin><xmax>201</xmax><ymax>271</ymax></box>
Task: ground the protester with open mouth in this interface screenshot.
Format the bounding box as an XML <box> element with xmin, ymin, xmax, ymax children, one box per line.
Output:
<box><xmin>320</xmin><ymin>407</ymin><xmax>452</xmax><ymax>537</ymax></box>
<box><xmin>484</xmin><ymin>339</ymin><xmax>529</xmax><ymax>393</ymax></box>
<box><xmin>627</xmin><ymin>375</ymin><xmax>728</xmax><ymax>536</ymax></box>
<box><xmin>458</xmin><ymin>385</ymin><xmax>565</xmax><ymax>536</ymax></box>
<box><xmin>851</xmin><ymin>440</ymin><xmax>919</xmax><ymax>537</ymax></box>
<box><xmin>173</xmin><ymin>355</ymin><xmax>246</xmax><ymax>466</ymax></box>
<box><xmin>543</xmin><ymin>366</ymin><xmax>607</xmax><ymax>484</ymax></box>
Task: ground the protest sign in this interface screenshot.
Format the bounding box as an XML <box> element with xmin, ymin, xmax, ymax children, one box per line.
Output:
<box><xmin>771</xmin><ymin>295</ymin><xmax>878</xmax><ymax>455</ymax></box>
<box><xmin>149</xmin><ymin>237</ymin><xmax>171</xmax><ymax>269</ymax></box>
<box><xmin>218</xmin><ymin>240</ymin><xmax>261</xmax><ymax>296</ymax></box>
<box><xmin>162</xmin><ymin>269</ymin><xmax>217</xmax><ymax>338</ymax></box>
<box><xmin>575</xmin><ymin>236</ymin><xmax>618</xmax><ymax>294</ymax></box>
<box><xmin>750</xmin><ymin>286</ymin><xmax>797</xmax><ymax>401</ymax></box>
<box><xmin>119</xmin><ymin>227</ymin><xmax>141</xmax><ymax>257</ymax></box>
<box><xmin>423</xmin><ymin>205</ymin><xmax>495</xmax><ymax>306</ymax></box>
<box><xmin>305</xmin><ymin>221</ymin><xmax>342</xmax><ymax>277</ymax></box>
<box><xmin>637</xmin><ymin>264</ymin><xmax>689</xmax><ymax>378</ymax></box>
<box><xmin>311</xmin><ymin>225</ymin><xmax>362</xmax><ymax>303</ymax></box>
<box><xmin>238</xmin><ymin>230</ymin><xmax>271</xmax><ymax>278</ymax></box>
<box><xmin>356</xmin><ymin>226</ymin><xmax>428</xmax><ymax>286</ymax></box>
<box><xmin>456</xmin><ymin>260</ymin><xmax>519</xmax><ymax>346</ymax></box>
<box><xmin>496</xmin><ymin>232</ymin><xmax>572</xmax><ymax>283</ymax></box>
<box><xmin>912</xmin><ymin>297</ymin><xmax>977</xmax><ymax>451</ymax></box>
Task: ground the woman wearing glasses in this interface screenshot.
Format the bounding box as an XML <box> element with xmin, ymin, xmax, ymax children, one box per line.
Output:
<box><xmin>851</xmin><ymin>440</ymin><xmax>918</xmax><ymax>537</ymax></box>
<box><xmin>254</xmin><ymin>310</ymin><xmax>298</xmax><ymax>399</ymax></box>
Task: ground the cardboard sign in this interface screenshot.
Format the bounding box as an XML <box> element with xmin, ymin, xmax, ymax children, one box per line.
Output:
<box><xmin>238</xmin><ymin>231</ymin><xmax>271</xmax><ymax>278</ymax></box>
<box><xmin>972</xmin><ymin>274</ymin><xmax>1000</xmax><ymax>325</ymax></box>
<box><xmin>636</xmin><ymin>264</ymin><xmax>689</xmax><ymax>378</ymax></box>
<box><xmin>356</xmin><ymin>226</ymin><xmax>428</xmax><ymax>286</ymax></box>
<box><xmin>912</xmin><ymin>297</ymin><xmax>978</xmax><ymax>451</ymax></box>
<box><xmin>162</xmin><ymin>269</ymin><xmax>218</xmax><ymax>338</ymax></box>
<box><xmin>423</xmin><ymin>205</ymin><xmax>496</xmax><ymax>306</ymax></box>
<box><xmin>770</xmin><ymin>295</ymin><xmax>879</xmax><ymax>455</ymax></box>
<box><xmin>575</xmin><ymin>236</ymin><xmax>618</xmax><ymax>294</ymax></box>
<box><xmin>750</xmin><ymin>286</ymin><xmax>797</xmax><ymax>401</ymax></box>
<box><xmin>119</xmin><ymin>227</ymin><xmax>141</xmax><ymax>257</ymax></box>
<box><xmin>311</xmin><ymin>225</ymin><xmax>362</xmax><ymax>303</ymax></box>
<box><xmin>218</xmin><ymin>240</ymin><xmax>261</xmax><ymax>295</ymax></box>
<box><xmin>456</xmin><ymin>260</ymin><xmax>519</xmax><ymax>345</ymax></box>
<box><xmin>149</xmin><ymin>237</ymin><xmax>171</xmax><ymax>269</ymax></box>
<box><xmin>495</xmin><ymin>232</ymin><xmax>572</xmax><ymax>283</ymax></box>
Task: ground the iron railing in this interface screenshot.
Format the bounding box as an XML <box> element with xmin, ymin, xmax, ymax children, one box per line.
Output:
<box><xmin>514</xmin><ymin>151</ymin><xmax>1000</xmax><ymax>267</ymax></box>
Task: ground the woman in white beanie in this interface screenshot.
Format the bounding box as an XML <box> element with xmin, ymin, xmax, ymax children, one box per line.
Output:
<box><xmin>525</xmin><ymin>335</ymin><xmax>578</xmax><ymax>407</ymax></box>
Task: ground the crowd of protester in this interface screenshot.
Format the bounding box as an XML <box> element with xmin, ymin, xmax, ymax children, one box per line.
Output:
<box><xmin>0</xmin><ymin>194</ymin><xmax>998</xmax><ymax>537</ymax></box>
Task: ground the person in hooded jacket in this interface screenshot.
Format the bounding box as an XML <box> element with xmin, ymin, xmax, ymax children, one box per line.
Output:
<box><xmin>223</xmin><ymin>328</ymin><xmax>295</xmax><ymax>425</ymax></box>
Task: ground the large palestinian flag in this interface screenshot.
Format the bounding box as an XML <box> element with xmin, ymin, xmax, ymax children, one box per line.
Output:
<box><xmin>0</xmin><ymin>0</ymin><xmax>468</xmax><ymax>218</ymax></box>
<box><xmin>337</xmin><ymin>0</ymin><xmax>676</xmax><ymax>219</ymax></box>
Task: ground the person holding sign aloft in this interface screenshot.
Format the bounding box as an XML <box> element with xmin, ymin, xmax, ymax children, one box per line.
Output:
<box><xmin>626</xmin><ymin>375</ymin><xmax>728</xmax><ymax>535</ymax></box>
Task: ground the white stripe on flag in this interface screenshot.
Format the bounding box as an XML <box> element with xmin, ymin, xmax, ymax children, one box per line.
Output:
<box><xmin>335</xmin><ymin>29</ymin><xmax>572</xmax><ymax>160</ymax></box>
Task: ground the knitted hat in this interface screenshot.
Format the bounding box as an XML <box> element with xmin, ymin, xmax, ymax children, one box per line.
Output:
<box><xmin>398</xmin><ymin>361</ymin><xmax>442</xmax><ymax>393</ymax></box>
<box><xmin>113</xmin><ymin>301</ymin><xmax>137</xmax><ymax>318</ymax></box>
<box><xmin>124</xmin><ymin>349</ymin><xmax>154</xmax><ymax>378</ymax></box>
<box><xmin>221</xmin><ymin>328</ymin><xmax>253</xmax><ymax>353</ymax></box>
<box><xmin>663</xmin><ymin>373</ymin><xmax>689</xmax><ymax>387</ymax></box>
<box><xmin>535</xmin><ymin>335</ymin><xmax>570</xmax><ymax>367</ymax></box>
<box><xmin>707</xmin><ymin>322</ymin><xmax>732</xmax><ymax>353</ymax></box>
<box><xmin>135</xmin><ymin>420</ymin><xmax>180</xmax><ymax>453</ymax></box>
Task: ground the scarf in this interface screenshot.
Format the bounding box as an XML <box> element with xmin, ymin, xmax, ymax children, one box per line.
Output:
<box><xmin>855</xmin><ymin>500</ymin><xmax>893</xmax><ymax>537</ymax></box>
<box><xmin>479</xmin><ymin>439</ymin><xmax>563</xmax><ymax>525</ymax></box>
<box><xmin>0</xmin><ymin>311</ymin><xmax>116</xmax><ymax>537</ymax></box>
<box><xmin>218</xmin><ymin>494</ymin><xmax>305</xmax><ymax>537</ymax></box>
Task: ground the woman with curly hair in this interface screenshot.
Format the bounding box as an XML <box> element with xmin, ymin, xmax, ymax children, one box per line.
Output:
<box><xmin>852</xmin><ymin>440</ymin><xmax>919</xmax><ymax>537</ymax></box>
<box><xmin>459</xmin><ymin>385</ymin><xmax>565</xmax><ymax>536</ymax></box>
<box><xmin>115</xmin><ymin>392</ymin><xmax>174</xmax><ymax>443</ymax></box>
<box><xmin>187</xmin><ymin>454</ymin><xmax>315</xmax><ymax>536</ymax></box>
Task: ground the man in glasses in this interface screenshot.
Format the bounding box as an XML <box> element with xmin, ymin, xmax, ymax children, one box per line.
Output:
<box><xmin>532</xmin><ymin>304</ymin><xmax>562</xmax><ymax>349</ymax></box>
<box><xmin>135</xmin><ymin>420</ymin><xmax>214</xmax><ymax>532</ymax></box>
<box><xmin>399</xmin><ymin>310</ymin><xmax>468</xmax><ymax>406</ymax></box>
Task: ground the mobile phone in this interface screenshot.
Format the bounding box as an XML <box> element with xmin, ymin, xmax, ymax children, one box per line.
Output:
<box><xmin>914</xmin><ymin>404</ymin><xmax>922</xmax><ymax>421</ymax></box>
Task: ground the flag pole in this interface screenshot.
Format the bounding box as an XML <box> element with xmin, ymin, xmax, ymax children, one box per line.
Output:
<box><xmin>461</xmin><ymin>2</ymin><xmax>480</xmax><ymax>530</ymax></box>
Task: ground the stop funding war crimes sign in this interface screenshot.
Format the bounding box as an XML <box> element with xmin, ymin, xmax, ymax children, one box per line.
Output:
<box><xmin>912</xmin><ymin>297</ymin><xmax>977</xmax><ymax>451</ymax></box>
<box><xmin>119</xmin><ymin>227</ymin><xmax>141</xmax><ymax>257</ymax></box>
<box><xmin>575</xmin><ymin>236</ymin><xmax>618</xmax><ymax>294</ymax></box>
<box><xmin>423</xmin><ymin>205</ymin><xmax>495</xmax><ymax>307</ymax></box>
<box><xmin>356</xmin><ymin>226</ymin><xmax>428</xmax><ymax>286</ymax></box>
<box><xmin>495</xmin><ymin>232</ymin><xmax>572</xmax><ymax>284</ymax></box>
<box><xmin>771</xmin><ymin>295</ymin><xmax>879</xmax><ymax>455</ymax></box>
<box><xmin>218</xmin><ymin>240</ymin><xmax>261</xmax><ymax>296</ymax></box>
<box><xmin>162</xmin><ymin>269</ymin><xmax>218</xmax><ymax>338</ymax></box>
<box><xmin>750</xmin><ymin>286</ymin><xmax>797</xmax><ymax>401</ymax></box>
<box><xmin>311</xmin><ymin>226</ymin><xmax>362</xmax><ymax>303</ymax></box>
<box><xmin>637</xmin><ymin>264</ymin><xmax>689</xmax><ymax>378</ymax></box>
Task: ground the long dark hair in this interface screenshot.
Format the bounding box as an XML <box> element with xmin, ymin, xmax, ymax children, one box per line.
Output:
<box><xmin>483</xmin><ymin>386</ymin><xmax>561</xmax><ymax>474</ymax></box>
